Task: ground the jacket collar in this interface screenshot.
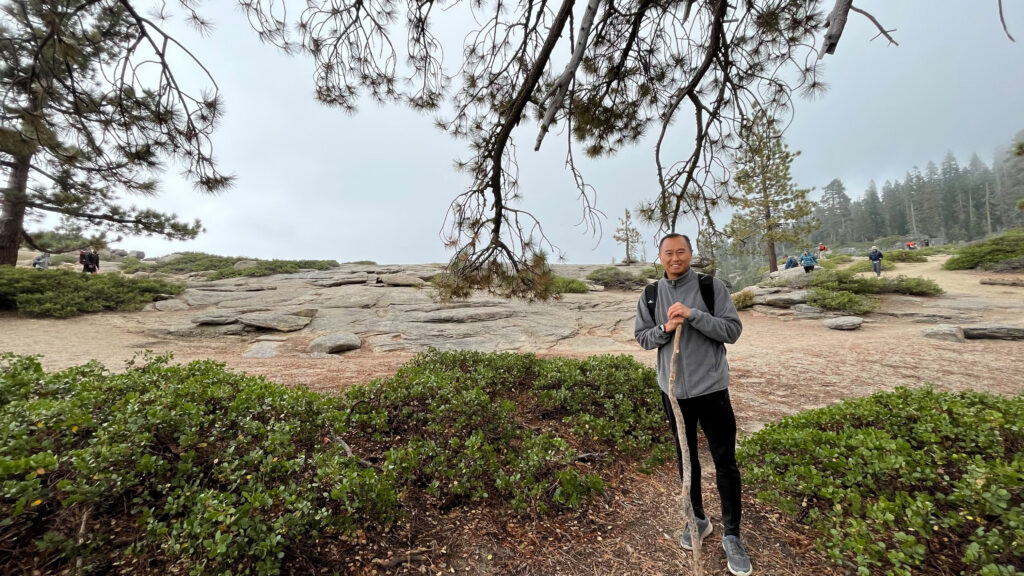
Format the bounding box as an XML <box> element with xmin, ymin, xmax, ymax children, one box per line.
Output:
<box><xmin>663</xmin><ymin>267</ymin><xmax>694</xmax><ymax>287</ymax></box>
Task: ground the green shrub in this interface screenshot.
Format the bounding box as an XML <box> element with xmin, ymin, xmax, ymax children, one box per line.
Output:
<box><xmin>0</xmin><ymin>268</ymin><xmax>183</xmax><ymax>318</ymax></box>
<box><xmin>981</xmin><ymin>255</ymin><xmax>1024</xmax><ymax>273</ymax></box>
<box><xmin>731</xmin><ymin>289</ymin><xmax>755</xmax><ymax>310</ymax></box>
<box><xmin>551</xmin><ymin>275</ymin><xmax>590</xmax><ymax>294</ymax></box>
<box><xmin>818</xmin><ymin>254</ymin><xmax>853</xmax><ymax>270</ymax></box>
<box><xmin>915</xmin><ymin>245</ymin><xmax>955</xmax><ymax>256</ymax></box>
<box><xmin>133</xmin><ymin>252</ymin><xmax>340</xmax><ymax>279</ymax></box>
<box><xmin>531</xmin><ymin>355</ymin><xmax>675</xmax><ymax>470</ymax></box>
<box><xmin>886</xmin><ymin>250</ymin><xmax>928</xmax><ymax>263</ymax></box>
<box><xmin>586</xmin><ymin>267</ymin><xmax>647</xmax><ymax>289</ymax></box>
<box><xmin>944</xmin><ymin>229</ymin><xmax>1024</xmax><ymax>270</ymax></box>
<box><xmin>808</xmin><ymin>288</ymin><xmax>878</xmax><ymax>314</ymax></box>
<box><xmin>847</xmin><ymin>259</ymin><xmax>896</xmax><ymax>274</ymax></box>
<box><xmin>738</xmin><ymin>386</ymin><xmax>1024</xmax><ymax>576</ymax></box>
<box><xmin>343</xmin><ymin>260</ymin><xmax>377</xmax><ymax>265</ymax></box>
<box><xmin>885</xmin><ymin>275</ymin><xmax>944</xmax><ymax>296</ymax></box>
<box><xmin>640</xmin><ymin>263</ymin><xmax>665</xmax><ymax>279</ymax></box>
<box><xmin>0</xmin><ymin>354</ymin><xmax>400</xmax><ymax>575</ymax></box>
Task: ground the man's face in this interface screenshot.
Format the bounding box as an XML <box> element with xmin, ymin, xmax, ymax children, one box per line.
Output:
<box><xmin>659</xmin><ymin>237</ymin><xmax>692</xmax><ymax>278</ymax></box>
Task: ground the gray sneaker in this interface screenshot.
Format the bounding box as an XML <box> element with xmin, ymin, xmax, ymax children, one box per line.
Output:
<box><xmin>678</xmin><ymin>516</ymin><xmax>713</xmax><ymax>550</ymax></box>
<box><xmin>722</xmin><ymin>534</ymin><xmax>752</xmax><ymax>576</ymax></box>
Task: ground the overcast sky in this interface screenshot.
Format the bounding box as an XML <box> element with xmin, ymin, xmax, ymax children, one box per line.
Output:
<box><xmin>116</xmin><ymin>1</ymin><xmax>1024</xmax><ymax>264</ymax></box>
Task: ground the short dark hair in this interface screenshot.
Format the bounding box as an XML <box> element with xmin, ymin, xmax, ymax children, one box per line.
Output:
<box><xmin>659</xmin><ymin>233</ymin><xmax>692</xmax><ymax>251</ymax></box>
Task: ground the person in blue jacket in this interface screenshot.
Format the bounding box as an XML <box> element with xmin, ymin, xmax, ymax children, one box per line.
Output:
<box><xmin>783</xmin><ymin>254</ymin><xmax>798</xmax><ymax>270</ymax></box>
<box><xmin>799</xmin><ymin>250</ymin><xmax>817</xmax><ymax>273</ymax></box>
<box><xmin>868</xmin><ymin>246</ymin><xmax>884</xmax><ymax>277</ymax></box>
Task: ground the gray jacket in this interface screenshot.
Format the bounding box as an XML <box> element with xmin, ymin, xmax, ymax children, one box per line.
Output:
<box><xmin>634</xmin><ymin>269</ymin><xmax>743</xmax><ymax>399</ymax></box>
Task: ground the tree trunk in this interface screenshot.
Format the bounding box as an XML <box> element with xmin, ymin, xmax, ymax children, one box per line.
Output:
<box><xmin>0</xmin><ymin>155</ymin><xmax>32</xmax><ymax>266</ymax></box>
<box><xmin>766</xmin><ymin>240</ymin><xmax>778</xmax><ymax>272</ymax></box>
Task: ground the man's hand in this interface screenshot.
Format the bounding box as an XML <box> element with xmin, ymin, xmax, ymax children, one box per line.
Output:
<box><xmin>664</xmin><ymin>302</ymin><xmax>692</xmax><ymax>331</ymax></box>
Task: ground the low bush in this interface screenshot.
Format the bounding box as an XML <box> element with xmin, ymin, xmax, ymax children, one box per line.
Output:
<box><xmin>944</xmin><ymin>229</ymin><xmax>1024</xmax><ymax>270</ymax></box>
<box><xmin>343</xmin><ymin>260</ymin><xmax>377</xmax><ymax>265</ymax></box>
<box><xmin>738</xmin><ymin>386</ymin><xmax>1024</xmax><ymax>576</ymax></box>
<box><xmin>886</xmin><ymin>275</ymin><xmax>944</xmax><ymax>296</ymax></box>
<box><xmin>126</xmin><ymin>252</ymin><xmax>340</xmax><ymax>279</ymax></box>
<box><xmin>531</xmin><ymin>355</ymin><xmax>675</xmax><ymax>471</ymax></box>
<box><xmin>846</xmin><ymin>259</ymin><xmax>896</xmax><ymax>274</ymax></box>
<box><xmin>551</xmin><ymin>275</ymin><xmax>590</xmax><ymax>294</ymax></box>
<box><xmin>808</xmin><ymin>288</ymin><xmax>878</xmax><ymax>314</ymax></box>
<box><xmin>731</xmin><ymin>289</ymin><xmax>755</xmax><ymax>310</ymax></box>
<box><xmin>982</xmin><ymin>255</ymin><xmax>1024</xmax><ymax>272</ymax></box>
<box><xmin>0</xmin><ymin>354</ymin><xmax>400</xmax><ymax>575</ymax></box>
<box><xmin>586</xmin><ymin>267</ymin><xmax>647</xmax><ymax>290</ymax></box>
<box><xmin>0</xmin><ymin>268</ymin><xmax>183</xmax><ymax>318</ymax></box>
<box><xmin>640</xmin><ymin>263</ymin><xmax>665</xmax><ymax>279</ymax></box>
<box><xmin>886</xmin><ymin>250</ymin><xmax>928</xmax><ymax>263</ymax></box>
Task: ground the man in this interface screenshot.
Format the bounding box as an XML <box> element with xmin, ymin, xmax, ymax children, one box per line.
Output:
<box><xmin>868</xmin><ymin>246</ymin><xmax>884</xmax><ymax>277</ymax></box>
<box><xmin>634</xmin><ymin>234</ymin><xmax>750</xmax><ymax>576</ymax></box>
<box><xmin>783</xmin><ymin>254</ymin><xmax>798</xmax><ymax>270</ymax></box>
<box><xmin>32</xmin><ymin>251</ymin><xmax>51</xmax><ymax>270</ymax></box>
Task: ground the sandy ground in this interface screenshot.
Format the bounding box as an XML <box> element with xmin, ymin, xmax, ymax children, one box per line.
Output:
<box><xmin>2</xmin><ymin>256</ymin><xmax>1023</xmax><ymax>433</ymax></box>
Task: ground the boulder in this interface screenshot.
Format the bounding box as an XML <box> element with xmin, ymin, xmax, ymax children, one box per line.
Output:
<box><xmin>238</xmin><ymin>312</ymin><xmax>313</xmax><ymax>332</ymax></box>
<box><xmin>823</xmin><ymin>316</ymin><xmax>863</xmax><ymax>330</ymax></box>
<box><xmin>110</xmin><ymin>249</ymin><xmax>128</xmax><ymax>257</ymax></box>
<box><xmin>307</xmin><ymin>332</ymin><xmax>362</xmax><ymax>354</ymax></box>
<box><xmin>922</xmin><ymin>324</ymin><xmax>965</xmax><ymax>342</ymax></box>
<box><xmin>233</xmin><ymin>260</ymin><xmax>259</xmax><ymax>271</ymax></box>
<box><xmin>961</xmin><ymin>324</ymin><xmax>1024</xmax><ymax>340</ymax></box>
<box><xmin>378</xmin><ymin>273</ymin><xmax>426</xmax><ymax>287</ymax></box>
<box><xmin>792</xmin><ymin>303</ymin><xmax>825</xmax><ymax>318</ymax></box>
<box><xmin>127</xmin><ymin>250</ymin><xmax>145</xmax><ymax>259</ymax></box>
<box><xmin>191</xmin><ymin>314</ymin><xmax>239</xmax><ymax>325</ymax></box>
<box><xmin>761</xmin><ymin>290</ymin><xmax>808</xmax><ymax>308</ymax></box>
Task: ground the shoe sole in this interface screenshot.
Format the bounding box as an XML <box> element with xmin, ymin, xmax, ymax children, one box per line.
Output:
<box><xmin>727</xmin><ymin>564</ymin><xmax>752</xmax><ymax>576</ymax></box>
<box><xmin>679</xmin><ymin>521</ymin><xmax>713</xmax><ymax>551</ymax></box>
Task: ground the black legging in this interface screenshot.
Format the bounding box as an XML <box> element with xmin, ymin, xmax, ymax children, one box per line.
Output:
<box><xmin>661</xmin><ymin>389</ymin><xmax>743</xmax><ymax>537</ymax></box>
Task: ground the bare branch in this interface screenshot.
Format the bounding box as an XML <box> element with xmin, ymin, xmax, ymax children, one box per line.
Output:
<box><xmin>998</xmin><ymin>0</ymin><xmax>1017</xmax><ymax>42</ymax></box>
<box><xmin>850</xmin><ymin>6</ymin><xmax>899</xmax><ymax>46</ymax></box>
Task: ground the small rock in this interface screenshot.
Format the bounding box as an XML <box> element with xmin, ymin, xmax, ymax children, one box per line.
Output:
<box><xmin>307</xmin><ymin>332</ymin><xmax>362</xmax><ymax>354</ymax></box>
<box><xmin>922</xmin><ymin>324</ymin><xmax>965</xmax><ymax>342</ymax></box>
<box><xmin>823</xmin><ymin>316</ymin><xmax>863</xmax><ymax>330</ymax></box>
<box><xmin>233</xmin><ymin>260</ymin><xmax>259</xmax><ymax>271</ymax></box>
<box><xmin>191</xmin><ymin>314</ymin><xmax>238</xmax><ymax>325</ymax></box>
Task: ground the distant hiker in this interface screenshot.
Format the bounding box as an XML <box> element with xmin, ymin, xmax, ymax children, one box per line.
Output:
<box><xmin>818</xmin><ymin>243</ymin><xmax>828</xmax><ymax>261</ymax></box>
<box><xmin>32</xmin><ymin>251</ymin><xmax>50</xmax><ymax>270</ymax></box>
<box><xmin>868</xmin><ymin>246</ymin><xmax>884</xmax><ymax>277</ymax></box>
<box><xmin>634</xmin><ymin>234</ymin><xmax>751</xmax><ymax>576</ymax></box>
<box><xmin>783</xmin><ymin>254</ymin><xmax>798</xmax><ymax>270</ymax></box>
<box><xmin>82</xmin><ymin>247</ymin><xmax>99</xmax><ymax>273</ymax></box>
<box><xmin>906</xmin><ymin>241</ymin><xmax>917</xmax><ymax>250</ymax></box>
<box><xmin>799</xmin><ymin>250</ymin><xmax>817</xmax><ymax>273</ymax></box>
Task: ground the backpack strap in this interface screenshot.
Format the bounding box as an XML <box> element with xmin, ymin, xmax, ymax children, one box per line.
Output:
<box><xmin>697</xmin><ymin>273</ymin><xmax>716</xmax><ymax>317</ymax></box>
<box><xmin>644</xmin><ymin>282</ymin><xmax>658</xmax><ymax>321</ymax></box>
<box><xmin>643</xmin><ymin>274</ymin><xmax>717</xmax><ymax>322</ymax></box>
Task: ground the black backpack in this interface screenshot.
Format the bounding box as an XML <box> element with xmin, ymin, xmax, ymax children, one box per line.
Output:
<box><xmin>643</xmin><ymin>273</ymin><xmax>716</xmax><ymax>321</ymax></box>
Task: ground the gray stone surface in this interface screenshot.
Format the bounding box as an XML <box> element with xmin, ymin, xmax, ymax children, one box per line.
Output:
<box><xmin>238</xmin><ymin>312</ymin><xmax>314</xmax><ymax>332</ymax></box>
<box><xmin>751</xmin><ymin>305</ymin><xmax>794</xmax><ymax>317</ymax></box>
<box><xmin>243</xmin><ymin>341</ymin><xmax>280</xmax><ymax>358</ymax></box>
<box><xmin>378</xmin><ymin>273</ymin><xmax>426</xmax><ymax>287</ymax></box>
<box><xmin>310</xmin><ymin>274</ymin><xmax>369</xmax><ymax>287</ymax></box>
<box><xmin>962</xmin><ymin>324</ymin><xmax>1024</xmax><ymax>340</ymax></box>
<box><xmin>153</xmin><ymin>299</ymin><xmax>189</xmax><ymax>312</ymax></box>
<box><xmin>792</xmin><ymin>304</ymin><xmax>825</xmax><ymax>318</ymax></box>
<box><xmin>307</xmin><ymin>332</ymin><xmax>362</xmax><ymax>354</ymax></box>
<box><xmin>191</xmin><ymin>314</ymin><xmax>239</xmax><ymax>325</ymax></box>
<box><xmin>922</xmin><ymin>324</ymin><xmax>965</xmax><ymax>342</ymax></box>
<box><xmin>824</xmin><ymin>316</ymin><xmax>864</xmax><ymax>330</ymax></box>
<box><xmin>761</xmin><ymin>290</ymin><xmax>809</xmax><ymax>308</ymax></box>
<box><xmin>233</xmin><ymin>260</ymin><xmax>259</xmax><ymax>270</ymax></box>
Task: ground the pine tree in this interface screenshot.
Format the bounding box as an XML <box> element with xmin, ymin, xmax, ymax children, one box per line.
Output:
<box><xmin>612</xmin><ymin>209</ymin><xmax>641</xmax><ymax>264</ymax></box>
<box><xmin>724</xmin><ymin>109</ymin><xmax>816</xmax><ymax>272</ymax></box>
<box><xmin>0</xmin><ymin>1</ymin><xmax>232</xmax><ymax>265</ymax></box>
<box><xmin>818</xmin><ymin>178</ymin><xmax>852</xmax><ymax>243</ymax></box>
<box><xmin>861</xmin><ymin>181</ymin><xmax>885</xmax><ymax>241</ymax></box>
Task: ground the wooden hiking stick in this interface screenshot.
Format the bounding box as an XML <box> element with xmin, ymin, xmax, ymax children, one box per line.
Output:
<box><xmin>668</xmin><ymin>324</ymin><xmax>704</xmax><ymax>575</ymax></box>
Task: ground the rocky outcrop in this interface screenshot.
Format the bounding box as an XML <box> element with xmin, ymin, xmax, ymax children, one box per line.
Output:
<box><xmin>378</xmin><ymin>273</ymin><xmax>426</xmax><ymax>287</ymax></box>
<box><xmin>962</xmin><ymin>324</ymin><xmax>1024</xmax><ymax>340</ymax></box>
<box><xmin>307</xmin><ymin>332</ymin><xmax>361</xmax><ymax>354</ymax></box>
<box><xmin>238</xmin><ymin>311</ymin><xmax>316</xmax><ymax>332</ymax></box>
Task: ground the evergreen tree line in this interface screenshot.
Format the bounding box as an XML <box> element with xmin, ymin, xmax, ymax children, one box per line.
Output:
<box><xmin>810</xmin><ymin>130</ymin><xmax>1024</xmax><ymax>247</ymax></box>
